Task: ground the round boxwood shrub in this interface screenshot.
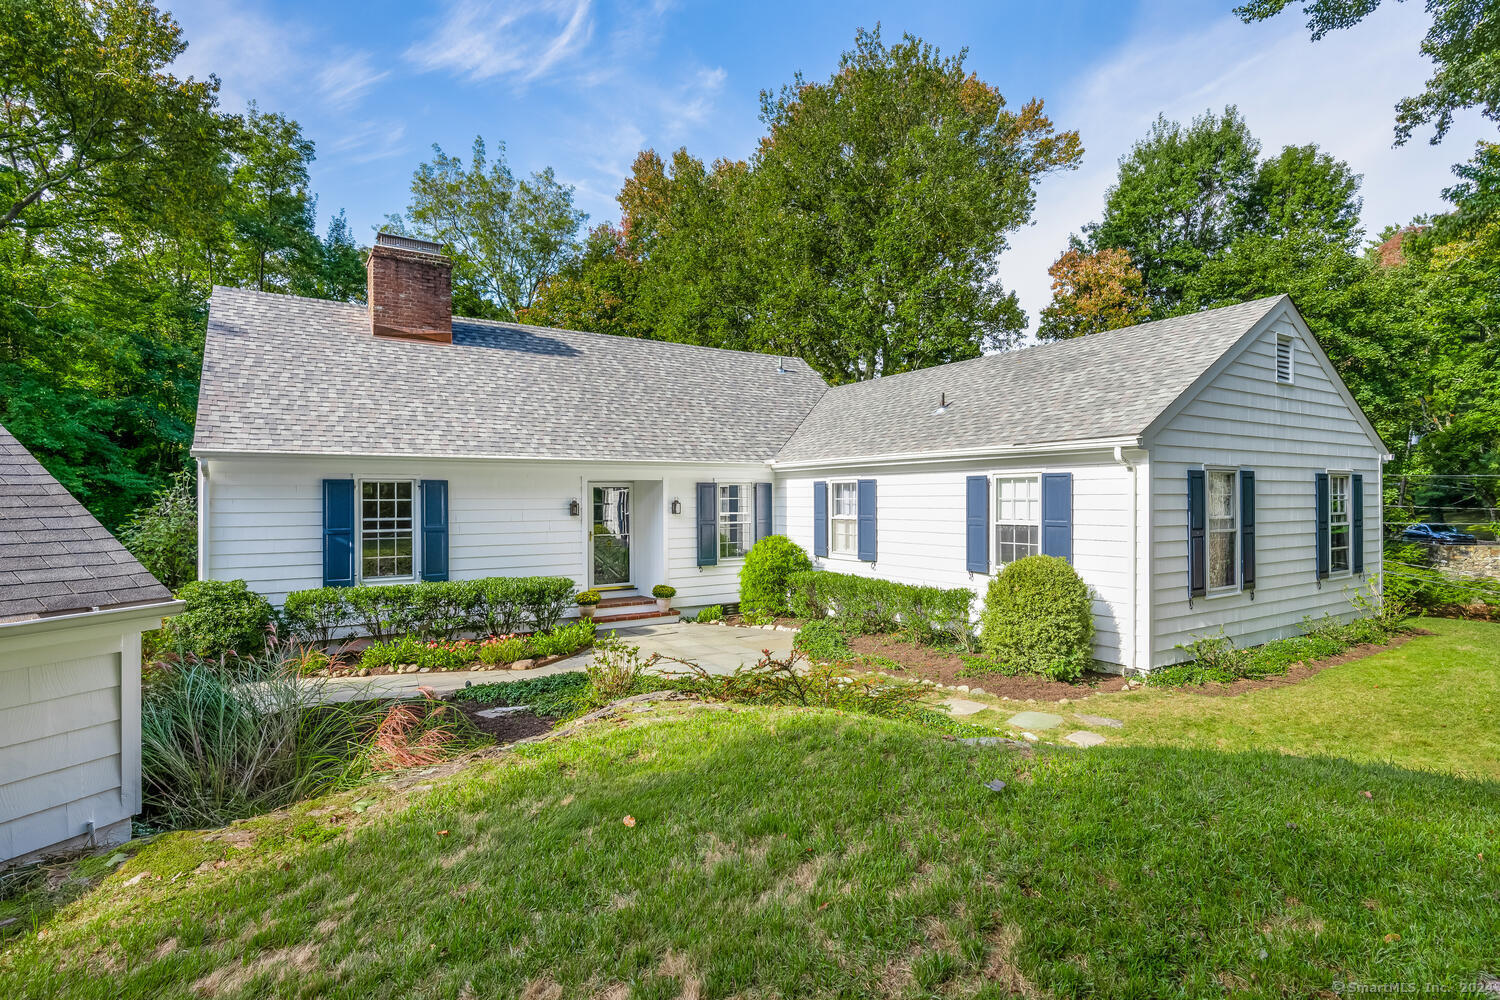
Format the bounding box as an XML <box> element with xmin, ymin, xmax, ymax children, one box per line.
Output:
<box><xmin>739</xmin><ymin>535</ymin><xmax>813</xmax><ymax>618</ymax></box>
<box><xmin>162</xmin><ymin>579</ymin><xmax>276</xmax><ymax>661</ymax></box>
<box><xmin>978</xmin><ymin>555</ymin><xmax>1094</xmax><ymax>681</ymax></box>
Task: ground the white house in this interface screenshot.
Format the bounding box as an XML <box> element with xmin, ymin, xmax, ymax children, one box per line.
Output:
<box><xmin>0</xmin><ymin>426</ymin><xmax>181</xmax><ymax>866</ymax></box>
<box><xmin>192</xmin><ymin>233</ymin><xmax>1387</xmax><ymax>670</ymax></box>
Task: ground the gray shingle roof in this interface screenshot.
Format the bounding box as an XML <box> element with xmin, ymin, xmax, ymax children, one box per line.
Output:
<box><xmin>774</xmin><ymin>296</ymin><xmax>1288</xmax><ymax>464</ymax></box>
<box><xmin>193</xmin><ymin>287</ymin><xmax>832</xmax><ymax>462</ymax></box>
<box><xmin>0</xmin><ymin>425</ymin><xmax>173</xmax><ymax>624</ymax></box>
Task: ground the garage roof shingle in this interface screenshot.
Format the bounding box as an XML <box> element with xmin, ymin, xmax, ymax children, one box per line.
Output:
<box><xmin>0</xmin><ymin>425</ymin><xmax>173</xmax><ymax>624</ymax></box>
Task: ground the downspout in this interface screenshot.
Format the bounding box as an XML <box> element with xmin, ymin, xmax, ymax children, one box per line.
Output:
<box><xmin>196</xmin><ymin>458</ymin><xmax>208</xmax><ymax>583</ymax></box>
<box><xmin>1114</xmin><ymin>446</ymin><xmax>1139</xmax><ymax>673</ymax></box>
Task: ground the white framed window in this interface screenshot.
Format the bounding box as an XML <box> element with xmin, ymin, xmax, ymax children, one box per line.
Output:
<box><xmin>830</xmin><ymin>481</ymin><xmax>858</xmax><ymax>556</ymax></box>
<box><xmin>1207</xmin><ymin>468</ymin><xmax>1238</xmax><ymax>592</ymax></box>
<box><xmin>359</xmin><ymin>479</ymin><xmax>415</xmax><ymax>581</ymax></box>
<box><xmin>718</xmin><ymin>483</ymin><xmax>753</xmax><ymax>560</ymax></box>
<box><xmin>993</xmin><ymin>475</ymin><xmax>1040</xmax><ymax>567</ymax></box>
<box><xmin>1329</xmin><ymin>472</ymin><xmax>1351</xmax><ymax>574</ymax></box>
<box><xmin>1275</xmin><ymin>333</ymin><xmax>1295</xmax><ymax>383</ymax></box>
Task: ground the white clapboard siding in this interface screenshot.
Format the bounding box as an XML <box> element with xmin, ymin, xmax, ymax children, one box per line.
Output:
<box><xmin>0</xmin><ymin>610</ymin><xmax>156</xmax><ymax>863</ymax></box>
<box><xmin>776</xmin><ymin>452</ymin><xmax>1144</xmax><ymax>666</ymax></box>
<box><xmin>201</xmin><ymin>455</ymin><xmax>774</xmax><ymax>610</ymax></box>
<box><xmin>1146</xmin><ymin>314</ymin><xmax>1384</xmax><ymax>663</ymax></box>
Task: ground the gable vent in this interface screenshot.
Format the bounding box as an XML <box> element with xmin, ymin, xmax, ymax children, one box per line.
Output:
<box><xmin>1275</xmin><ymin>334</ymin><xmax>1294</xmax><ymax>384</ymax></box>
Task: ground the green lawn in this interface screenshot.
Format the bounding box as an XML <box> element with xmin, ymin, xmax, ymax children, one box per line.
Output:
<box><xmin>2</xmin><ymin>621</ymin><xmax>1497</xmax><ymax>998</ymax></box>
<box><xmin>941</xmin><ymin>618</ymin><xmax>1500</xmax><ymax>780</ymax></box>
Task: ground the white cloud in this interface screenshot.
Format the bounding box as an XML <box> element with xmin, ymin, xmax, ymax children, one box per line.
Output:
<box><xmin>1002</xmin><ymin>2</ymin><xmax>1491</xmax><ymax>333</ymax></box>
<box><xmin>324</xmin><ymin>122</ymin><xmax>409</xmax><ymax>165</ymax></box>
<box><xmin>165</xmin><ymin>0</ymin><xmax>304</xmax><ymax>111</ymax></box>
<box><xmin>405</xmin><ymin>0</ymin><xmax>594</xmax><ymax>84</ymax></box>
<box><xmin>317</xmin><ymin>51</ymin><xmax>390</xmax><ymax>110</ymax></box>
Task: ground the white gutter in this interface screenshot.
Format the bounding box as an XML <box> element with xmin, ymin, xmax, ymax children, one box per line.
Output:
<box><xmin>772</xmin><ymin>436</ymin><xmax>1142</xmax><ymax>473</ymax></box>
<box><xmin>196</xmin><ymin>457</ymin><xmax>209</xmax><ymax>583</ymax></box>
<box><xmin>1114</xmin><ymin>445</ymin><xmax>1140</xmax><ymax>673</ymax></box>
<box><xmin>0</xmin><ymin>600</ymin><xmax>185</xmax><ymax>639</ymax></box>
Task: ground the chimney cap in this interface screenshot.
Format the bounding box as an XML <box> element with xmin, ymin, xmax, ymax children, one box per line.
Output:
<box><xmin>375</xmin><ymin>230</ymin><xmax>447</xmax><ymax>257</ymax></box>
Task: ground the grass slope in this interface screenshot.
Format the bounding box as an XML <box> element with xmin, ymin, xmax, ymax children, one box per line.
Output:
<box><xmin>2</xmin><ymin>701</ymin><xmax>1497</xmax><ymax>998</ymax></box>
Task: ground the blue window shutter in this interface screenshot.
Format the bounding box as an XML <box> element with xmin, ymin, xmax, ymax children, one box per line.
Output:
<box><xmin>322</xmin><ymin>479</ymin><xmax>355</xmax><ymax>587</ymax></box>
<box><xmin>812</xmin><ymin>481</ymin><xmax>828</xmax><ymax>558</ymax></box>
<box><xmin>696</xmin><ymin>482</ymin><xmax>718</xmax><ymax>567</ymax></box>
<box><xmin>1187</xmin><ymin>470</ymin><xmax>1206</xmax><ymax>598</ymax></box>
<box><xmin>755</xmin><ymin>482</ymin><xmax>773</xmax><ymax>542</ymax></box>
<box><xmin>420</xmin><ymin>480</ymin><xmax>449</xmax><ymax>581</ymax></box>
<box><xmin>1315</xmin><ymin>473</ymin><xmax>1330</xmax><ymax>579</ymax></box>
<box><xmin>857</xmin><ymin>479</ymin><xmax>877</xmax><ymax>561</ymax></box>
<box><xmin>1240</xmin><ymin>470</ymin><xmax>1255</xmax><ymax>591</ymax></box>
<box><xmin>1352</xmin><ymin>474</ymin><xmax>1365</xmax><ymax>574</ymax></box>
<box><xmin>965</xmin><ymin>475</ymin><xmax>990</xmax><ymax>574</ymax></box>
<box><xmin>1041</xmin><ymin>473</ymin><xmax>1073</xmax><ymax>564</ymax></box>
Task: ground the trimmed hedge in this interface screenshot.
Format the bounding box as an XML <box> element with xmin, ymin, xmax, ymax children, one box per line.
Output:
<box><xmin>976</xmin><ymin>555</ymin><xmax>1093</xmax><ymax>681</ymax></box>
<box><xmin>739</xmin><ymin>535</ymin><xmax>813</xmax><ymax>618</ymax></box>
<box><xmin>282</xmin><ymin>576</ymin><xmax>576</xmax><ymax>645</ymax></box>
<box><xmin>162</xmin><ymin>579</ymin><xmax>276</xmax><ymax>661</ymax></box>
<box><xmin>787</xmin><ymin>570</ymin><xmax>973</xmax><ymax>645</ymax></box>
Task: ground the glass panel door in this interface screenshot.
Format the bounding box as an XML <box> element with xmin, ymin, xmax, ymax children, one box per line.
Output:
<box><xmin>591</xmin><ymin>485</ymin><xmax>631</xmax><ymax>587</ymax></box>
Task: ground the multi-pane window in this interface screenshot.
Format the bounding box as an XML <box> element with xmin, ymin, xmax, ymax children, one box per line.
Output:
<box><xmin>719</xmin><ymin>483</ymin><xmax>753</xmax><ymax>559</ymax></box>
<box><xmin>1208</xmin><ymin>469</ymin><xmax>1238</xmax><ymax>591</ymax></box>
<box><xmin>830</xmin><ymin>481</ymin><xmax>858</xmax><ymax>555</ymax></box>
<box><xmin>994</xmin><ymin>476</ymin><xmax>1040</xmax><ymax>567</ymax></box>
<box><xmin>1329</xmin><ymin>473</ymin><xmax>1351</xmax><ymax>573</ymax></box>
<box><xmin>360</xmin><ymin>480</ymin><xmax>414</xmax><ymax>580</ymax></box>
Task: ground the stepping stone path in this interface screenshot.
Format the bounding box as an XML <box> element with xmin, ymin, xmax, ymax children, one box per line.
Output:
<box><xmin>1064</xmin><ymin>731</ymin><xmax>1107</xmax><ymax>748</ymax></box>
<box><xmin>1007</xmin><ymin>711</ymin><xmax>1064</xmax><ymax>730</ymax></box>
<box><xmin>984</xmin><ymin>779</ymin><xmax>1007</xmax><ymax>793</ymax></box>
<box><xmin>1074</xmin><ymin>713</ymin><xmax>1124</xmax><ymax>729</ymax></box>
<box><xmin>943</xmin><ymin>698</ymin><xmax>991</xmax><ymax>717</ymax></box>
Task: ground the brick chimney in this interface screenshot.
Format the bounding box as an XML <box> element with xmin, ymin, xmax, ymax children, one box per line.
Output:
<box><xmin>366</xmin><ymin>232</ymin><xmax>453</xmax><ymax>344</ymax></box>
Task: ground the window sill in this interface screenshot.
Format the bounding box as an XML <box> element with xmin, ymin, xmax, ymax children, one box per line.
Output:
<box><xmin>1204</xmin><ymin>586</ymin><xmax>1242</xmax><ymax>599</ymax></box>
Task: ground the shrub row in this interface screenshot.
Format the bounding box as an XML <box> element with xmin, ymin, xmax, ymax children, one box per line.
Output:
<box><xmin>359</xmin><ymin>619</ymin><xmax>596</xmax><ymax>671</ymax></box>
<box><xmin>787</xmin><ymin>570</ymin><xmax>973</xmax><ymax>645</ymax></box>
<box><xmin>283</xmin><ymin>576</ymin><xmax>576</xmax><ymax>645</ymax></box>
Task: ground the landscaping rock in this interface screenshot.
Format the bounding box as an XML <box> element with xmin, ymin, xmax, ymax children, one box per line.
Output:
<box><xmin>511</xmin><ymin>659</ymin><xmax>534</xmax><ymax>670</ymax></box>
<box><xmin>1020</xmin><ymin>731</ymin><xmax>1039</xmax><ymax>742</ymax></box>
<box><xmin>958</xmin><ymin>737</ymin><xmax>1032</xmax><ymax>752</ymax></box>
<box><xmin>476</xmin><ymin>705</ymin><xmax>531</xmax><ymax>719</ymax></box>
<box><xmin>1065</xmin><ymin>731</ymin><xmax>1107</xmax><ymax>748</ymax></box>
<box><xmin>942</xmin><ymin>698</ymin><xmax>990</xmax><ymax>717</ymax></box>
<box><xmin>1006</xmin><ymin>710</ymin><xmax>1064</xmax><ymax>729</ymax></box>
<box><xmin>1075</xmin><ymin>713</ymin><xmax>1124</xmax><ymax>729</ymax></box>
<box><xmin>970</xmin><ymin>687</ymin><xmax>986</xmax><ymax>695</ymax></box>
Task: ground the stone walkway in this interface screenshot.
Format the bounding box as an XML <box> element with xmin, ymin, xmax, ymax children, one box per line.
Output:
<box><xmin>308</xmin><ymin>622</ymin><xmax>795</xmax><ymax>704</ymax></box>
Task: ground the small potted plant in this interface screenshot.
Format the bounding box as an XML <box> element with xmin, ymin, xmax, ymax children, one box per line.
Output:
<box><xmin>651</xmin><ymin>584</ymin><xmax>676</xmax><ymax>613</ymax></box>
<box><xmin>576</xmin><ymin>589</ymin><xmax>602</xmax><ymax>618</ymax></box>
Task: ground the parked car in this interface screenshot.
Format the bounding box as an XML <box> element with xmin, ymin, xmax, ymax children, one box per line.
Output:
<box><xmin>1401</xmin><ymin>523</ymin><xmax>1478</xmax><ymax>544</ymax></box>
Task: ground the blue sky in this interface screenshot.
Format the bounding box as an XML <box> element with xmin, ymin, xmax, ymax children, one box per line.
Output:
<box><xmin>166</xmin><ymin>0</ymin><xmax>1486</xmax><ymax>328</ymax></box>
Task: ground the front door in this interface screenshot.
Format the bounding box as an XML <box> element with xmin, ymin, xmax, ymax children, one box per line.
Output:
<box><xmin>591</xmin><ymin>485</ymin><xmax>631</xmax><ymax>588</ymax></box>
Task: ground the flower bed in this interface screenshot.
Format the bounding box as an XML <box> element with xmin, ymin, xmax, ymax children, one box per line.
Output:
<box><xmin>303</xmin><ymin>619</ymin><xmax>597</xmax><ymax>677</ymax></box>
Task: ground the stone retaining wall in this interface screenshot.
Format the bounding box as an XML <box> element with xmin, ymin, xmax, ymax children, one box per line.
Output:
<box><xmin>1428</xmin><ymin>543</ymin><xmax>1500</xmax><ymax>579</ymax></box>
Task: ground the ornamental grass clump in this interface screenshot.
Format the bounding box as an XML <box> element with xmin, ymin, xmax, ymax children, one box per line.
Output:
<box><xmin>976</xmin><ymin>555</ymin><xmax>1094</xmax><ymax>681</ymax></box>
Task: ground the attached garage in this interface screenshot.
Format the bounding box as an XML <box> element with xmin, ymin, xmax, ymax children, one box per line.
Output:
<box><xmin>0</xmin><ymin>426</ymin><xmax>181</xmax><ymax>866</ymax></box>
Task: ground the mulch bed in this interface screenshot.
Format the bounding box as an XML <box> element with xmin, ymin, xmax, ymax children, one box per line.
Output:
<box><xmin>448</xmin><ymin>702</ymin><xmax>558</xmax><ymax>743</ymax></box>
<box><xmin>845</xmin><ymin>634</ymin><xmax>1124</xmax><ymax>700</ymax></box>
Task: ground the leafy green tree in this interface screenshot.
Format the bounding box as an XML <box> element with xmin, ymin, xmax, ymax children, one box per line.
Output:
<box><xmin>1248</xmin><ymin>144</ymin><xmax>1363</xmax><ymax>245</ymax></box>
<box><xmin>1086</xmin><ymin>108</ymin><xmax>1261</xmax><ymax>312</ymax></box>
<box><xmin>1038</xmin><ymin>246</ymin><xmax>1151</xmax><ymax>340</ymax></box>
<box><xmin>389</xmin><ymin>137</ymin><xmax>586</xmax><ymax>320</ymax></box>
<box><xmin>303</xmin><ymin>209</ymin><xmax>366</xmax><ymax>302</ymax></box>
<box><xmin>119</xmin><ymin>469</ymin><xmax>198</xmax><ymax>590</ymax></box>
<box><xmin>226</xmin><ymin>106</ymin><xmax>320</xmax><ymax>293</ymax></box>
<box><xmin>748</xmin><ymin>28</ymin><xmax>1082</xmax><ymax>379</ymax></box>
<box><xmin>522</xmin><ymin>223</ymin><xmax>645</xmax><ymax>337</ymax></box>
<box><xmin>0</xmin><ymin>0</ymin><xmax>228</xmax><ymax>232</ymax></box>
<box><xmin>1235</xmin><ymin>0</ymin><xmax>1500</xmax><ymax>144</ymax></box>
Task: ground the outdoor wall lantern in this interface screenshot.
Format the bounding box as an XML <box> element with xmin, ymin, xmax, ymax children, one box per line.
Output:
<box><xmin>670</xmin><ymin>498</ymin><xmax>682</xmax><ymax>515</ymax></box>
<box><xmin>569</xmin><ymin>498</ymin><xmax>581</xmax><ymax>517</ymax></box>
